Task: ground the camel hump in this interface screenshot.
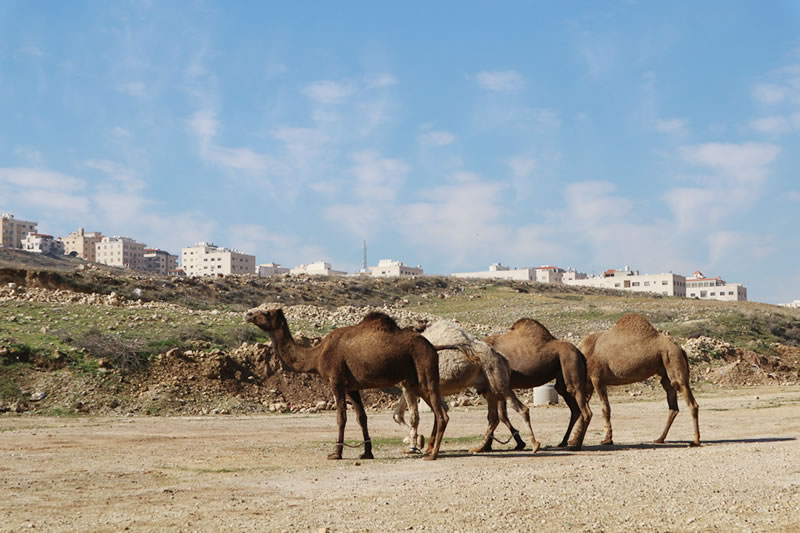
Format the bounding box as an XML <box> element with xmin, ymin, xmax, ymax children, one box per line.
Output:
<box><xmin>510</xmin><ymin>318</ymin><xmax>555</xmax><ymax>341</ymax></box>
<box><xmin>360</xmin><ymin>311</ymin><xmax>400</xmax><ymax>332</ymax></box>
<box><xmin>422</xmin><ymin>320</ymin><xmax>476</xmax><ymax>346</ymax></box>
<box><xmin>613</xmin><ymin>313</ymin><xmax>659</xmax><ymax>338</ymax></box>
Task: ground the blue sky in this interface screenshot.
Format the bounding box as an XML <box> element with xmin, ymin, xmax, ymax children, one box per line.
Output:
<box><xmin>1</xmin><ymin>2</ymin><xmax>799</xmax><ymax>304</ymax></box>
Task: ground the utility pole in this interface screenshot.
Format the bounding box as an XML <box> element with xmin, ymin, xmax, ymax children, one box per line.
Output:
<box><xmin>362</xmin><ymin>240</ymin><xmax>367</xmax><ymax>272</ymax></box>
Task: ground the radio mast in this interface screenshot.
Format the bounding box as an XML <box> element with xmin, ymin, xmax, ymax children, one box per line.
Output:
<box><xmin>362</xmin><ymin>240</ymin><xmax>367</xmax><ymax>272</ymax></box>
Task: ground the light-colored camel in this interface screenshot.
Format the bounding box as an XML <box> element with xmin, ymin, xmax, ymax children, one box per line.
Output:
<box><xmin>478</xmin><ymin>318</ymin><xmax>593</xmax><ymax>451</ymax></box>
<box><xmin>573</xmin><ymin>313</ymin><xmax>700</xmax><ymax>446</ymax></box>
<box><xmin>393</xmin><ymin>319</ymin><xmax>540</xmax><ymax>454</ymax></box>
<box><xmin>245</xmin><ymin>308</ymin><xmax>449</xmax><ymax>460</ymax></box>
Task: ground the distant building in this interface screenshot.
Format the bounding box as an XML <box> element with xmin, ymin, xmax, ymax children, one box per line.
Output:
<box><xmin>779</xmin><ymin>299</ymin><xmax>800</xmax><ymax>309</ymax></box>
<box><xmin>95</xmin><ymin>236</ymin><xmax>146</xmax><ymax>270</ymax></box>
<box><xmin>0</xmin><ymin>213</ymin><xmax>37</xmax><ymax>248</ymax></box>
<box><xmin>369</xmin><ymin>259</ymin><xmax>423</xmax><ymax>278</ymax></box>
<box><xmin>451</xmin><ymin>263</ymin><xmax>535</xmax><ymax>281</ymax></box>
<box><xmin>143</xmin><ymin>249</ymin><xmax>178</xmax><ymax>276</ymax></box>
<box><xmin>62</xmin><ymin>228</ymin><xmax>104</xmax><ymax>262</ymax></box>
<box><xmin>21</xmin><ymin>233</ymin><xmax>64</xmax><ymax>255</ymax></box>
<box><xmin>685</xmin><ymin>271</ymin><xmax>747</xmax><ymax>301</ymax></box>
<box><xmin>564</xmin><ymin>266</ymin><xmax>687</xmax><ymax>297</ymax></box>
<box><xmin>257</xmin><ymin>262</ymin><xmax>290</xmax><ymax>277</ymax></box>
<box><xmin>181</xmin><ymin>242</ymin><xmax>256</xmax><ymax>277</ymax></box>
<box><xmin>535</xmin><ymin>266</ymin><xmax>565</xmax><ymax>284</ymax></box>
<box><xmin>290</xmin><ymin>261</ymin><xmax>347</xmax><ymax>276</ymax></box>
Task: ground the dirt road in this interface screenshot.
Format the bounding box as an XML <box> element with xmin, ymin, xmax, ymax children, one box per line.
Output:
<box><xmin>1</xmin><ymin>387</ymin><xmax>799</xmax><ymax>532</ymax></box>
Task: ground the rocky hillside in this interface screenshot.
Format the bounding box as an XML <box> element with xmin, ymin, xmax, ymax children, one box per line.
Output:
<box><xmin>2</xmin><ymin>247</ymin><xmax>800</xmax><ymax>417</ymax></box>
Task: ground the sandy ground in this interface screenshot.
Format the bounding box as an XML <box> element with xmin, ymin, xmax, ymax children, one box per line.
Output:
<box><xmin>1</xmin><ymin>386</ymin><xmax>799</xmax><ymax>533</ymax></box>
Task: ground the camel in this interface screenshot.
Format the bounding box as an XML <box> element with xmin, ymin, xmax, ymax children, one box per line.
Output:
<box><xmin>393</xmin><ymin>319</ymin><xmax>540</xmax><ymax>454</ymax></box>
<box><xmin>476</xmin><ymin>318</ymin><xmax>593</xmax><ymax>451</ymax></box>
<box><xmin>245</xmin><ymin>308</ymin><xmax>449</xmax><ymax>460</ymax></box>
<box><xmin>573</xmin><ymin>313</ymin><xmax>700</xmax><ymax>446</ymax></box>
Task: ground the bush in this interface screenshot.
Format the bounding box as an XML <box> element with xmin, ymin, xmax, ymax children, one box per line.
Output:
<box><xmin>71</xmin><ymin>329</ymin><xmax>148</xmax><ymax>374</ymax></box>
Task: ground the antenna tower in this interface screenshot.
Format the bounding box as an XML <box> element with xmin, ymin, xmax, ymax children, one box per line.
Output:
<box><xmin>362</xmin><ymin>240</ymin><xmax>367</xmax><ymax>272</ymax></box>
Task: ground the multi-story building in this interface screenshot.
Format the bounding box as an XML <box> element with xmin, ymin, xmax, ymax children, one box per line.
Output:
<box><xmin>181</xmin><ymin>242</ymin><xmax>256</xmax><ymax>277</ymax></box>
<box><xmin>143</xmin><ymin>249</ymin><xmax>178</xmax><ymax>276</ymax></box>
<box><xmin>535</xmin><ymin>266</ymin><xmax>565</xmax><ymax>283</ymax></box>
<box><xmin>0</xmin><ymin>213</ymin><xmax>37</xmax><ymax>248</ymax></box>
<box><xmin>257</xmin><ymin>263</ymin><xmax>290</xmax><ymax>277</ymax></box>
<box><xmin>685</xmin><ymin>271</ymin><xmax>747</xmax><ymax>301</ymax></box>
<box><xmin>62</xmin><ymin>228</ymin><xmax>104</xmax><ymax>262</ymax></box>
<box><xmin>95</xmin><ymin>236</ymin><xmax>146</xmax><ymax>270</ymax></box>
<box><xmin>290</xmin><ymin>261</ymin><xmax>347</xmax><ymax>276</ymax></box>
<box><xmin>452</xmin><ymin>263</ymin><xmax>535</xmax><ymax>281</ymax></box>
<box><xmin>21</xmin><ymin>233</ymin><xmax>65</xmax><ymax>255</ymax></box>
<box><xmin>369</xmin><ymin>259</ymin><xmax>424</xmax><ymax>278</ymax></box>
<box><xmin>564</xmin><ymin>266</ymin><xmax>687</xmax><ymax>297</ymax></box>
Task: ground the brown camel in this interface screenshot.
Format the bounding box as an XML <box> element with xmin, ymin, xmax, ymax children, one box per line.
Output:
<box><xmin>573</xmin><ymin>313</ymin><xmax>700</xmax><ymax>446</ymax></box>
<box><xmin>244</xmin><ymin>308</ymin><xmax>449</xmax><ymax>460</ymax></box>
<box><xmin>477</xmin><ymin>318</ymin><xmax>593</xmax><ymax>451</ymax></box>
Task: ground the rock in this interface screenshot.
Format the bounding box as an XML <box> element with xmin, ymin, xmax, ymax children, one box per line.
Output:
<box><xmin>165</xmin><ymin>348</ymin><xmax>182</xmax><ymax>359</ymax></box>
<box><xmin>29</xmin><ymin>392</ymin><xmax>47</xmax><ymax>402</ymax></box>
<box><xmin>315</xmin><ymin>400</ymin><xmax>328</xmax><ymax>411</ymax></box>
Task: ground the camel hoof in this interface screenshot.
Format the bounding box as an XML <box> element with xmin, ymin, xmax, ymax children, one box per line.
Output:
<box><xmin>567</xmin><ymin>444</ymin><xmax>582</xmax><ymax>452</ymax></box>
<box><xmin>653</xmin><ymin>438</ymin><xmax>665</xmax><ymax>444</ymax></box>
<box><xmin>530</xmin><ymin>441</ymin><xmax>541</xmax><ymax>454</ymax></box>
<box><xmin>513</xmin><ymin>441</ymin><xmax>526</xmax><ymax>451</ymax></box>
<box><xmin>469</xmin><ymin>445</ymin><xmax>491</xmax><ymax>454</ymax></box>
<box><xmin>422</xmin><ymin>453</ymin><xmax>437</xmax><ymax>461</ymax></box>
<box><xmin>690</xmin><ymin>441</ymin><xmax>701</xmax><ymax>447</ymax></box>
<box><xmin>403</xmin><ymin>446</ymin><xmax>422</xmax><ymax>455</ymax></box>
<box><xmin>600</xmin><ymin>439</ymin><xmax>613</xmax><ymax>446</ymax></box>
<box><xmin>359</xmin><ymin>452</ymin><xmax>374</xmax><ymax>460</ymax></box>
<box><xmin>327</xmin><ymin>453</ymin><xmax>342</xmax><ymax>460</ymax></box>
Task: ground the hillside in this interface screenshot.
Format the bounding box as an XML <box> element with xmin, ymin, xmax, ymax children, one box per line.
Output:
<box><xmin>2</xmin><ymin>247</ymin><xmax>799</xmax><ymax>417</ymax></box>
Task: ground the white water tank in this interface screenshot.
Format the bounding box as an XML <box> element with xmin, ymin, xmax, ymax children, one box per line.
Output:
<box><xmin>533</xmin><ymin>383</ymin><xmax>558</xmax><ymax>406</ymax></box>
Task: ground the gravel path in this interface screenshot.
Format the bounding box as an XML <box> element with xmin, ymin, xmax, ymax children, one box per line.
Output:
<box><xmin>1</xmin><ymin>386</ymin><xmax>799</xmax><ymax>532</ymax></box>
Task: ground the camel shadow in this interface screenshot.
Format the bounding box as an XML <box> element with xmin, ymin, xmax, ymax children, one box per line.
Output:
<box><xmin>574</xmin><ymin>436</ymin><xmax>796</xmax><ymax>452</ymax></box>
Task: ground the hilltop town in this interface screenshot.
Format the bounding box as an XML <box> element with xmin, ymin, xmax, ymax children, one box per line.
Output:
<box><xmin>0</xmin><ymin>211</ymin><xmax>767</xmax><ymax>305</ymax></box>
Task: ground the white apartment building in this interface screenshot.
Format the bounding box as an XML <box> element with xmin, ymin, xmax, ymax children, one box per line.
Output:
<box><xmin>452</xmin><ymin>263</ymin><xmax>535</xmax><ymax>281</ymax></box>
<box><xmin>290</xmin><ymin>261</ymin><xmax>347</xmax><ymax>276</ymax></box>
<box><xmin>686</xmin><ymin>271</ymin><xmax>747</xmax><ymax>301</ymax></box>
<box><xmin>779</xmin><ymin>300</ymin><xmax>800</xmax><ymax>309</ymax></box>
<box><xmin>62</xmin><ymin>228</ymin><xmax>104</xmax><ymax>262</ymax></box>
<box><xmin>535</xmin><ymin>266</ymin><xmax>565</xmax><ymax>283</ymax></box>
<box><xmin>0</xmin><ymin>213</ymin><xmax>37</xmax><ymax>248</ymax></box>
<box><xmin>21</xmin><ymin>233</ymin><xmax>65</xmax><ymax>255</ymax></box>
<box><xmin>95</xmin><ymin>236</ymin><xmax>146</xmax><ymax>270</ymax></box>
<box><xmin>369</xmin><ymin>259</ymin><xmax>424</xmax><ymax>278</ymax></box>
<box><xmin>257</xmin><ymin>262</ymin><xmax>290</xmax><ymax>277</ymax></box>
<box><xmin>564</xmin><ymin>266</ymin><xmax>687</xmax><ymax>297</ymax></box>
<box><xmin>143</xmin><ymin>248</ymin><xmax>178</xmax><ymax>276</ymax></box>
<box><xmin>181</xmin><ymin>242</ymin><xmax>255</xmax><ymax>277</ymax></box>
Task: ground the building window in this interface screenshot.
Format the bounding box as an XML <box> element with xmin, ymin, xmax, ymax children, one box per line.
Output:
<box><xmin>662</xmin><ymin>280</ymin><xmax>668</xmax><ymax>285</ymax></box>
<box><xmin>632</xmin><ymin>282</ymin><xmax>640</xmax><ymax>287</ymax></box>
<box><xmin>644</xmin><ymin>281</ymin><xmax>650</xmax><ymax>286</ymax></box>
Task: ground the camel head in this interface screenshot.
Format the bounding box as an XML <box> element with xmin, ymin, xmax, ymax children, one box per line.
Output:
<box><xmin>245</xmin><ymin>307</ymin><xmax>286</xmax><ymax>332</ymax></box>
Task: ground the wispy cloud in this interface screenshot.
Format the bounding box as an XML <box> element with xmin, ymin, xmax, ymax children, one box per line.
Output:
<box><xmin>507</xmin><ymin>156</ymin><xmax>537</xmax><ymax>178</ymax></box>
<box><xmin>303</xmin><ymin>80</ymin><xmax>357</xmax><ymax>104</ymax></box>
<box><xmin>654</xmin><ymin>118</ymin><xmax>688</xmax><ymax>133</ymax></box>
<box><xmin>0</xmin><ymin>167</ymin><xmax>85</xmax><ymax>190</ymax></box>
<box><xmin>419</xmin><ymin>130</ymin><xmax>455</xmax><ymax>147</ymax></box>
<box><xmin>752</xmin><ymin>83</ymin><xmax>786</xmax><ymax>105</ymax></box>
<box><xmin>475</xmin><ymin>70</ymin><xmax>526</xmax><ymax>92</ymax></box>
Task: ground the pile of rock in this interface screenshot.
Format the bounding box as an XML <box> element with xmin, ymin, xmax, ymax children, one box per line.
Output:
<box><xmin>682</xmin><ymin>336</ymin><xmax>737</xmax><ymax>361</ymax></box>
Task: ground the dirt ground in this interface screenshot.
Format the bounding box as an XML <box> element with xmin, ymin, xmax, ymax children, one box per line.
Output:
<box><xmin>1</xmin><ymin>386</ymin><xmax>799</xmax><ymax>533</ymax></box>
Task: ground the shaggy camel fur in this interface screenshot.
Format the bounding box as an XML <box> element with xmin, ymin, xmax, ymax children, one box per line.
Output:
<box><xmin>573</xmin><ymin>313</ymin><xmax>700</xmax><ymax>446</ymax></box>
<box><xmin>393</xmin><ymin>320</ymin><xmax>540</xmax><ymax>454</ymax></box>
<box><xmin>478</xmin><ymin>318</ymin><xmax>593</xmax><ymax>451</ymax></box>
<box><xmin>245</xmin><ymin>308</ymin><xmax>449</xmax><ymax>460</ymax></box>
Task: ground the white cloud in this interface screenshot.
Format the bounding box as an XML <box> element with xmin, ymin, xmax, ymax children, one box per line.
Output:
<box><xmin>0</xmin><ymin>167</ymin><xmax>85</xmax><ymax>191</ymax></box>
<box><xmin>228</xmin><ymin>223</ymin><xmax>327</xmax><ymax>266</ymax></box>
<box><xmin>654</xmin><ymin>118</ymin><xmax>688</xmax><ymax>133</ymax></box>
<box><xmin>507</xmin><ymin>156</ymin><xmax>537</xmax><ymax>178</ymax></box>
<box><xmin>16</xmin><ymin>189</ymin><xmax>90</xmax><ymax>212</ymax></box>
<box><xmin>85</xmin><ymin>159</ymin><xmax>146</xmax><ymax>192</ymax></box>
<box><xmin>111</xmin><ymin>127</ymin><xmax>131</xmax><ymax>137</ymax></box>
<box><xmin>351</xmin><ymin>151</ymin><xmax>408</xmax><ymax>203</ymax></box>
<box><xmin>117</xmin><ymin>81</ymin><xmax>148</xmax><ymax>97</ymax></box>
<box><xmin>475</xmin><ymin>70</ymin><xmax>526</xmax><ymax>92</ymax></box>
<box><xmin>750</xmin><ymin>116</ymin><xmax>791</xmax><ymax>134</ymax></box>
<box><xmin>187</xmin><ymin>109</ymin><xmax>271</xmax><ymax>172</ymax></box>
<box><xmin>680</xmin><ymin>142</ymin><xmax>780</xmax><ymax>184</ymax></box>
<box><xmin>752</xmin><ymin>83</ymin><xmax>786</xmax><ymax>105</ymax></box>
<box><xmin>303</xmin><ymin>80</ymin><xmax>356</xmax><ymax>104</ymax></box>
<box><xmin>187</xmin><ymin>109</ymin><xmax>219</xmax><ymax>142</ymax></box>
<box><xmin>419</xmin><ymin>130</ymin><xmax>455</xmax><ymax>147</ymax></box>
<box><xmin>14</xmin><ymin>147</ymin><xmax>44</xmax><ymax>166</ymax></box>
<box><xmin>364</xmin><ymin>73</ymin><xmax>397</xmax><ymax>88</ymax></box>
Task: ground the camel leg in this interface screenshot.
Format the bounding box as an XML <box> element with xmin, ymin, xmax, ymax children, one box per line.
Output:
<box><xmin>401</xmin><ymin>388</ymin><xmax>423</xmax><ymax>454</ymax></box>
<box><xmin>554</xmin><ymin>376</ymin><xmax>581</xmax><ymax>449</ymax></box>
<box><xmin>504</xmin><ymin>392</ymin><xmax>540</xmax><ymax>453</ymax></box>
<box><xmin>655</xmin><ymin>374</ymin><xmax>680</xmax><ymax>444</ymax></box>
<box><xmin>595</xmin><ymin>380</ymin><xmax>614</xmax><ymax>446</ymax></box>
<box><xmin>679</xmin><ymin>383</ymin><xmax>700</xmax><ymax>446</ymax></box>
<box><xmin>569</xmin><ymin>379</ymin><xmax>594</xmax><ymax>447</ymax></box>
<box><xmin>329</xmin><ymin>383</ymin><xmax>347</xmax><ymax>460</ymax></box>
<box><xmin>496</xmin><ymin>400</ymin><xmax>527</xmax><ymax>451</ymax></box>
<box><xmin>423</xmin><ymin>389</ymin><xmax>448</xmax><ymax>461</ymax></box>
<box><xmin>347</xmin><ymin>390</ymin><xmax>373</xmax><ymax>459</ymax></box>
<box><xmin>470</xmin><ymin>393</ymin><xmax>501</xmax><ymax>453</ymax></box>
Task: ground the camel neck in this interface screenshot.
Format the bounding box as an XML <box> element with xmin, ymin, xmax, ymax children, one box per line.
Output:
<box><xmin>267</xmin><ymin>319</ymin><xmax>318</xmax><ymax>374</ymax></box>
